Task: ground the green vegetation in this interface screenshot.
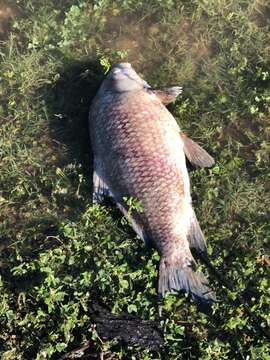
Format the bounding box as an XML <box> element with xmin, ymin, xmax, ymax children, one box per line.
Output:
<box><xmin>0</xmin><ymin>0</ymin><xmax>269</xmax><ymax>358</ymax></box>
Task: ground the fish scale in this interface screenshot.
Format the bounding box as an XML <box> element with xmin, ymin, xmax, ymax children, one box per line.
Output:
<box><xmin>89</xmin><ymin>63</ymin><xmax>216</xmax><ymax>305</ymax></box>
<box><xmin>94</xmin><ymin>93</ymin><xmax>183</xmax><ymax>236</ymax></box>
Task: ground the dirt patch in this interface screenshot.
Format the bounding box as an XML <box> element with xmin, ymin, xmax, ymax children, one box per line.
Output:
<box><xmin>0</xmin><ymin>2</ymin><xmax>16</xmax><ymax>38</ymax></box>
<box><xmin>250</xmin><ymin>2</ymin><xmax>270</xmax><ymax>27</ymax></box>
<box><xmin>101</xmin><ymin>12</ymin><xmax>213</xmax><ymax>82</ymax></box>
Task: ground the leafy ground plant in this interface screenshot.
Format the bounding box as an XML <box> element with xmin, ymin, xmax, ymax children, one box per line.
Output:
<box><xmin>0</xmin><ymin>0</ymin><xmax>269</xmax><ymax>359</ymax></box>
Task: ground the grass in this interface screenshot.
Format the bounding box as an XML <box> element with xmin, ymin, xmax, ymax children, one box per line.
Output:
<box><xmin>0</xmin><ymin>0</ymin><xmax>270</xmax><ymax>359</ymax></box>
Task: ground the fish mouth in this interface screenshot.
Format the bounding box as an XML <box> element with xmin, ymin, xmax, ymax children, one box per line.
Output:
<box><xmin>112</xmin><ymin>64</ymin><xmax>150</xmax><ymax>88</ymax></box>
<box><xmin>113</xmin><ymin>62</ymin><xmax>132</xmax><ymax>70</ymax></box>
<box><xmin>108</xmin><ymin>62</ymin><xmax>148</xmax><ymax>92</ymax></box>
<box><xmin>112</xmin><ymin>63</ymin><xmax>133</xmax><ymax>77</ymax></box>
<box><xmin>111</xmin><ymin>63</ymin><xmax>143</xmax><ymax>84</ymax></box>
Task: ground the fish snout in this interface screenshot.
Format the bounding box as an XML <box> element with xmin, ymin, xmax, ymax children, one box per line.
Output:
<box><xmin>109</xmin><ymin>63</ymin><xmax>145</xmax><ymax>92</ymax></box>
<box><xmin>113</xmin><ymin>62</ymin><xmax>132</xmax><ymax>70</ymax></box>
<box><xmin>112</xmin><ymin>63</ymin><xmax>132</xmax><ymax>75</ymax></box>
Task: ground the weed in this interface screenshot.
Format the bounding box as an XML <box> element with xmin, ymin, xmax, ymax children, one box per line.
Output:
<box><xmin>0</xmin><ymin>0</ymin><xmax>269</xmax><ymax>359</ymax></box>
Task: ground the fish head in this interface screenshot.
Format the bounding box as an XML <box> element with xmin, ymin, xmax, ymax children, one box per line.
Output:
<box><xmin>100</xmin><ymin>63</ymin><xmax>150</xmax><ymax>93</ymax></box>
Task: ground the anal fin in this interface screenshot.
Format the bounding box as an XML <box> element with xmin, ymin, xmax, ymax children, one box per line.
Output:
<box><xmin>187</xmin><ymin>211</ymin><xmax>207</xmax><ymax>255</ymax></box>
<box><xmin>180</xmin><ymin>132</ymin><xmax>214</xmax><ymax>168</ymax></box>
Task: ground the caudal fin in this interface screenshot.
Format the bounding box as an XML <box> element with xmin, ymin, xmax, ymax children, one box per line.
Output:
<box><xmin>158</xmin><ymin>256</ymin><xmax>216</xmax><ymax>305</ymax></box>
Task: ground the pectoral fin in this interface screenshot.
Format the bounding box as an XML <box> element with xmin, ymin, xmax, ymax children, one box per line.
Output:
<box><xmin>150</xmin><ymin>86</ymin><xmax>182</xmax><ymax>105</ymax></box>
<box><xmin>180</xmin><ymin>133</ymin><xmax>215</xmax><ymax>168</ymax></box>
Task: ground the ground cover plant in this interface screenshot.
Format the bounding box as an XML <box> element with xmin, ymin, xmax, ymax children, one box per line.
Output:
<box><xmin>0</xmin><ymin>0</ymin><xmax>269</xmax><ymax>358</ymax></box>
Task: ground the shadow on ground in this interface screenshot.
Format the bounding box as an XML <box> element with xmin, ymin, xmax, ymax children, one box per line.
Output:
<box><xmin>45</xmin><ymin>58</ymin><xmax>104</xmax><ymax>176</ymax></box>
<box><xmin>0</xmin><ymin>60</ymin><xmax>104</xmax><ymax>291</ymax></box>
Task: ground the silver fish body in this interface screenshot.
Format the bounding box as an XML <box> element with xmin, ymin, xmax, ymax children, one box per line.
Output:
<box><xmin>89</xmin><ymin>63</ymin><xmax>215</xmax><ymax>304</ymax></box>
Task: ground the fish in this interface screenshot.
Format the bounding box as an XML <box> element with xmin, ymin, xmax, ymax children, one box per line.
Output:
<box><xmin>89</xmin><ymin>62</ymin><xmax>216</xmax><ymax>305</ymax></box>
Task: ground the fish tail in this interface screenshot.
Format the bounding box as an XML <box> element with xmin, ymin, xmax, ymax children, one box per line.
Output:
<box><xmin>158</xmin><ymin>252</ymin><xmax>216</xmax><ymax>306</ymax></box>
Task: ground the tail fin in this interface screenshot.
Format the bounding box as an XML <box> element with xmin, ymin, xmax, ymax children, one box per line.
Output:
<box><xmin>158</xmin><ymin>255</ymin><xmax>216</xmax><ymax>305</ymax></box>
